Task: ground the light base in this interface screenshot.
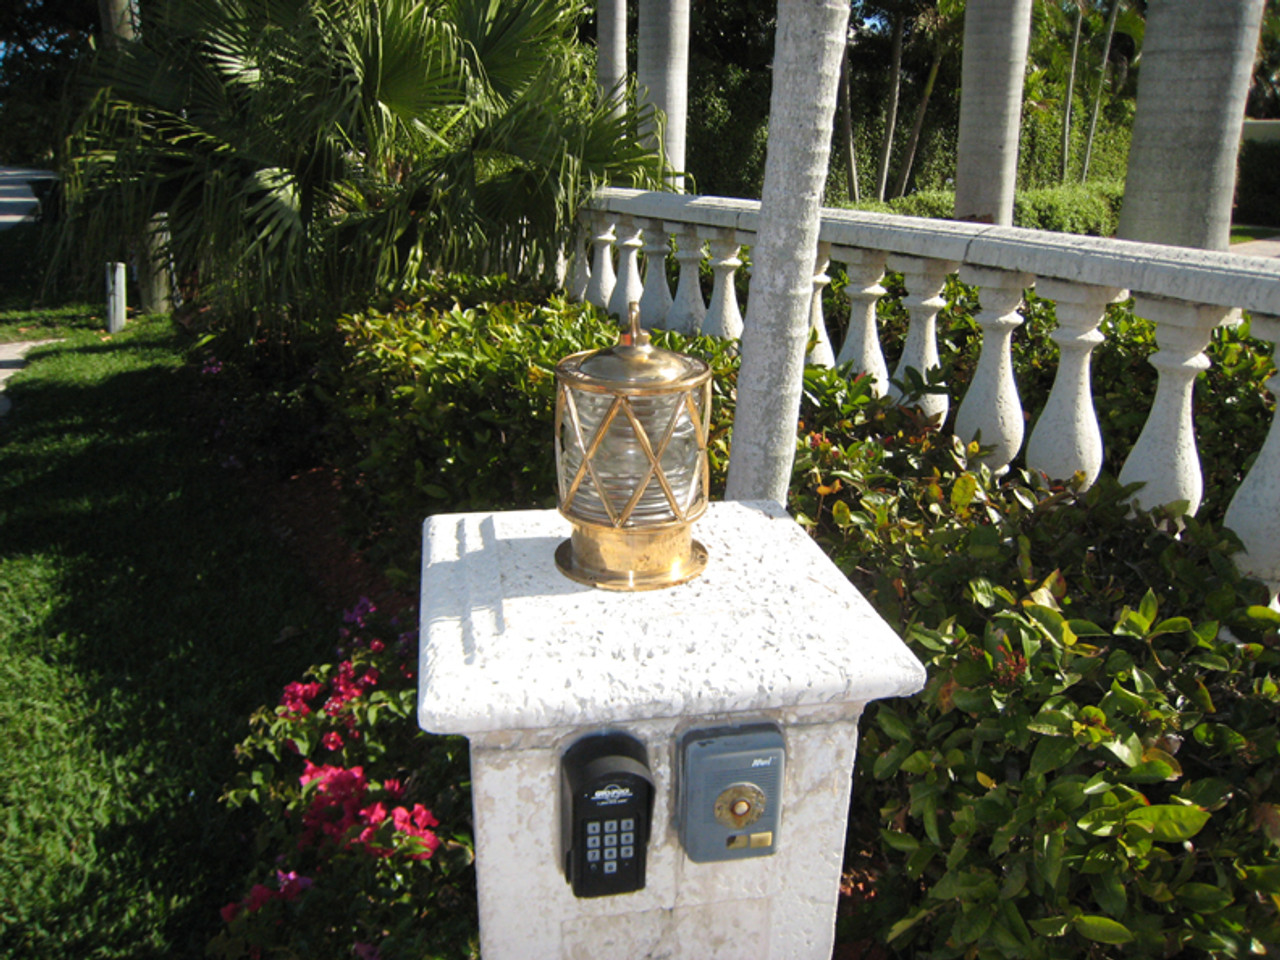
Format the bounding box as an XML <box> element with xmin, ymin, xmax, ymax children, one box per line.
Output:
<box><xmin>555</xmin><ymin>521</ymin><xmax>707</xmax><ymax>591</ymax></box>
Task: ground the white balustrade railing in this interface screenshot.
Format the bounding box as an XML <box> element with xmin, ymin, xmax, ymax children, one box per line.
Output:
<box><xmin>574</xmin><ymin>187</ymin><xmax>1280</xmax><ymax>605</ymax></box>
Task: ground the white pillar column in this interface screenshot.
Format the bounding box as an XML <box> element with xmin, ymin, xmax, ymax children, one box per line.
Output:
<box><xmin>608</xmin><ymin>216</ymin><xmax>645</xmax><ymax>321</ymax></box>
<box><xmin>585</xmin><ymin>216</ymin><xmax>617</xmax><ymax>311</ymax></box>
<box><xmin>1224</xmin><ymin>314</ymin><xmax>1280</xmax><ymax>608</ymax></box>
<box><xmin>700</xmin><ymin>228</ymin><xmax>744</xmax><ymax>341</ymax></box>
<box><xmin>1118</xmin><ymin>295</ymin><xmax>1230</xmax><ymax>516</ymax></box>
<box><xmin>1026</xmin><ymin>279</ymin><xmax>1122</xmax><ymax>487</ymax></box>
<box><xmin>807</xmin><ymin>242</ymin><xmax>835</xmax><ymax>368</ymax></box>
<box><xmin>107</xmin><ymin>262</ymin><xmax>127</xmax><ymax>334</ymax></box>
<box><xmin>639</xmin><ymin>218</ymin><xmax>674</xmax><ymax>329</ymax></box>
<box><xmin>954</xmin><ymin>266</ymin><xmax>1034</xmax><ymax>474</ymax></box>
<box><xmin>567</xmin><ymin>214</ymin><xmax>592</xmax><ymax>303</ymax></box>
<box><xmin>667</xmin><ymin>224</ymin><xmax>706</xmax><ymax>336</ymax></box>
<box><xmin>887</xmin><ymin>255</ymin><xmax>956</xmax><ymax>425</ymax></box>
<box><xmin>834</xmin><ymin>248</ymin><xmax>889</xmax><ymax>394</ymax></box>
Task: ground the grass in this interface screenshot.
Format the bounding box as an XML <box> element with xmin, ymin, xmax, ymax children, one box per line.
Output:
<box><xmin>0</xmin><ymin>309</ymin><xmax>334</xmax><ymax>958</ymax></box>
<box><xmin>1230</xmin><ymin>223</ymin><xmax>1280</xmax><ymax>245</ymax></box>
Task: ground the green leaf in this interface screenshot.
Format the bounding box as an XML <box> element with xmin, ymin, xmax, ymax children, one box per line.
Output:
<box><xmin>1125</xmin><ymin>804</ymin><xmax>1210</xmax><ymax>842</ymax></box>
<box><xmin>1101</xmin><ymin>733</ymin><xmax>1143</xmax><ymax>768</ymax></box>
<box><xmin>1029</xmin><ymin>735</ymin><xmax>1078</xmax><ymax>777</ymax></box>
<box><xmin>879</xmin><ymin>829</ymin><xmax>919</xmax><ymax>854</ymax></box>
<box><xmin>1028</xmin><ymin>916</ymin><xmax>1069</xmax><ymax>937</ymax></box>
<box><xmin>1176</xmin><ymin>882</ymin><xmax>1232</xmax><ymax>913</ymax></box>
<box><xmin>1073</xmin><ymin>914</ymin><xmax>1134</xmax><ymax>944</ymax></box>
<box><xmin>951</xmin><ymin>905</ymin><xmax>994</xmax><ymax>945</ymax></box>
<box><xmin>951</xmin><ymin>472</ymin><xmax>978</xmax><ymax>512</ymax></box>
<box><xmin>1092</xmin><ymin>870</ymin><xmax>1129</xmax><ymax>918</ymax></box>
<box><xmin>876</xmin><ymin>707</ymin><xmax>913</xmax><ymax>742</ymax></box>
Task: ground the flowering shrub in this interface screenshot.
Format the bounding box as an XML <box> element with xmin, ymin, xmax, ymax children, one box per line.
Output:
<box><xmin>209</xmin><ymin>599</ymin><xmax>476</xmax><ymax>960</ymax></box>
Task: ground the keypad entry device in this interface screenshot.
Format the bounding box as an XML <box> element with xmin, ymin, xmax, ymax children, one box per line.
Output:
<box><xmin>678</xmin><ymin>723</ymin><xmax>785</xmax><ymax>863</ymax></box>
<box><xmin>560</xmin><ymin>732</ymin><xmax>654</xmax><ymax>898</ymax></box>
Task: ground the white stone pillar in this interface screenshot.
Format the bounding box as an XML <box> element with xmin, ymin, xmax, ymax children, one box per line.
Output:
<box><xmin>1224</xmin><ymin>314</ymin><xmax>1280</xmax><ymax>608</ymax></box>
<box><xmin>567</xmin><ymin>215</ymin><xmax>593</xmax><ymax>303</ymax></box>
<box><xmin>666</xmin><ymin>224</ymin><xmax>706</xmax><ymax>336</ymax></box>
<box><xmin>700</xmin><ymin>228</ymin><xmax>744</xmax><ymax>340</ymax></box>
<box><xmin>954</xmin><ymin>265</ymin><xmax>1034</xmax><ymax>474</ymax></box>
<box><xmin>638</xmin><ymin>217</ymin><xmax>674</xmax><ymax>329</ymax></box>
<box><xmin>597</xmin><ymin>0</ymin><xmax>627</xmax><ymax>117</ymax></box>
<box><xmin>1026</xmin><ymin>279</ymin><xmax>1122</xmax><ymax>487</ymax></box>
<box><xmin>834</xmin><ymin>248</ymin><xmax>889</xmax><ymax>395</ymax></box>
<box><xmin>887</xmin><ymin>255</ymin><xmax>956</xmax><ymax>425</ymax></box>
<box><xmin>1118</xmin><ymin>295</ymin><xmax>1230</xmax><ymax>516</ymax></box>
<box><xmin>807</xmin><ymin>243</ymin><xmax>835</xmax><ymax>368</ymax></box>
<box><xmin>608</xmin><ymin>217</ymin><xmax>645</xmax><ymax>321</ymax></box>
<box><xmin>418</xmin><ymin>501</ymin><xmax>925</xmax><ymax>960</ymax></box>
<box><xmin>107</xmin><ymin>262</ymin><xmax>127</xmax><ymax>334</ymax></box>
<box><xmin>585</xmin><ymin>216</ymin><xmax>617</xmax><ymax>311</ymax></box>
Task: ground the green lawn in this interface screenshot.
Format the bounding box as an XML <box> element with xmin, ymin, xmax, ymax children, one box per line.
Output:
<box><xmin>0</xmin><ymin>312</ymin><xmax>332</xmax><ymax>958</ymax></box>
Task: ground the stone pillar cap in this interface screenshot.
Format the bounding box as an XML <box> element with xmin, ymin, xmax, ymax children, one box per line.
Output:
<box><xmin>418</xmin><ymin>500</ymin><xmax>925</xmax><ymax>736</ymax></box>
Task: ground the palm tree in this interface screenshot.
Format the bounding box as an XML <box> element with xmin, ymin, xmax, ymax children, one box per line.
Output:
<box><xmin>890</xmin><ymin>0</ymin><xmax>964</xmax><ymax>199</ymax></box>
<box><xmin>725</xmin><ymin>0</ymin><xmax>851</xmax><ymax>505</ymax></box>
<box><xmin>1080</xmin><ymin>0</ymin><xmax>1124</xmax><ymax>182</ymax></box>
<box><xmin>1118</xmin><ymin>0</ymin><xmax>1266</xmax><ymax>250</ymax></box>
<box><xmin>57</xmin><ymin>0</ymin><xmax>663</xmax><ymax>341</ymax></box>
<box><xmin>953</xmin><ymin>0</ymin><xmax>1034</xmax><ymax>224</ymax></box>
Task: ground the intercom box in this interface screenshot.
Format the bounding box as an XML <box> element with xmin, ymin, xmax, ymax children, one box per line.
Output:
<box><xmin>678</xmin><ymin>722</ymin><xmax>785</xmax><ymax>863</ymax></box>
<box><xmin>559</xmin><ymin>731</ymin><xmax>654</xmax><ymax>898</ymax></box>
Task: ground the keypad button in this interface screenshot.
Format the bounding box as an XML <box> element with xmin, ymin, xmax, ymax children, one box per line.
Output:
<box><xmin>586</xmin><ymin>849</ymin><xmax>601</xmax><ymax>863</ymax></box>
<box><xmin>586</xmin><ymin>835</ymin><xmax>600</xmax><ymax>849</ymax></box>
<box><xmin>621</xmin><ymin>818</ymin><xmax>635</xmax><ymax>831</ymax></box>
<box><xmin>621</xmin><ymin>845</ymin><xmax>634</xmax><ymax>859</ymax></box>
<box><xmin>603</xmin><ymin>861</ymin><xmax>617</xmax><ymax>874</ymax></box>
<box><xmin>620</xmin><ymin>831</ymin><xmax>634</xmax><ymax>845</ymax></box>
<box><xmin>603</xmin><ymin>834</ymin><xmax>617</xmax><ymax>847</ymax></box>
<box><xmin>604</xmin><ymin>820</ymin><xmax>618</xmax><ymax>833</ymax></box>
<box><xmin>586</xmin><ymin>822</ymin><xmax>601</xmax><ymax>835</ymax></box>
<box><xmin>604</xmin><ymin>847</ymin><xmax>617</xmax><ymax>860</ymax></box>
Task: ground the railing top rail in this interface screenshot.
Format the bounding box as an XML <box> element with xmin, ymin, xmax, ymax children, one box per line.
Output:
<box><xmin>587</xmin><ymin>187</ymin><xmax>1280</xmax><ymax>316</ymax></box>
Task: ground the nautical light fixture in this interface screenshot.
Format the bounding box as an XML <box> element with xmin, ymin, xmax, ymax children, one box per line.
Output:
<box><xmin>554</xmin><ymin>303</ymin><xmax>712</xmax><ymax>590</ymax></box>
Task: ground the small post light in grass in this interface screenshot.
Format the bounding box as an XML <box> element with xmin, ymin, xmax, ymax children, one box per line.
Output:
<box><xmin>553</xmin><ymin>302</ymin><xmax>712</xmax><ymax>590</ymax></box>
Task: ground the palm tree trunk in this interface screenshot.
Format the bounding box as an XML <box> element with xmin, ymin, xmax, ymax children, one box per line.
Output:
<box><xmin>875</xmin><ymin>12</ymin><xmax>906</xmax><ymax>203</ymax></box>
<box><xmin>597</xmin><ymin>0</ymin><xmax>627</xmax><ymax>117</ymax></box>
<box><xmin>1061</xmin><ymin>5</ymin><xmax>1082</xmax><ymax>183</ymax></box>
<box><xmin>1119</xmin><ymin>0</ymin><xmax>1266</xmax><ymax>250</ymax></box>
<box><xmin>98</xmin><ymin>0</ymin><xmax>135</xmax><ymax>44</ymax></box>
<box><xmin>1081</xmin><ymin>0</ymin><xmax>1122</xmax><ymax>183</ymax></box>
<box><xmin>637</xmin><ymin>0</ymin><xmax>691</xmax><ymax>184</ymax></box>
<box><xmin>839</xmin><ymin>40</ymin><xmax>860</xmax><ymax>203</ymax></box>
<box><xmin>725</xmin><ymin>0</ymin><xmax>851</xmax><ymax>506</ymax></box>
<box><xmin>954</xmin><ymin>0</ymin><xmax>1034</xmax><ymax>225</ymax></box>
<box><xmin>892</xmin><ymin>47</ymin><xmax>943</xmax><ymax>199</ymax></box>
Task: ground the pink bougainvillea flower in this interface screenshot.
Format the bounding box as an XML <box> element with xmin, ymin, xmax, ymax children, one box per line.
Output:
<box><xmin>281</xmin><ymin>681</ymin><xmax>323</xmax><ymax>716</ymax></box>
<box><xmin>369</xmin><ymin>639</ymin><xmax>385</xmax><ymax>653</ymax></box>
<box><xmin>322</xmin><ymin>731</ymin><xmax>344</xmax><ymax>751</ymax></box>
<box><xmin>382</xmin><ymin>778</ymin><xmax>404</xmax><ymax>799</ymax></box>
<box><xmin>220</xmin><ymin>902</ymin><xmax>241</xmax><ymax>923</ymax></box>
<box><xmin>352</xmin><ymin>943</ymin><xmax>381</xmax><ymax>960</ymax></box>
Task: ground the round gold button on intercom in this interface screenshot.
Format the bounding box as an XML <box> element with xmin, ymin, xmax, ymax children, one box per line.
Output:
<box><xmin>713</xmin><ymin>783</ymin><xmax>766</xmax><ymax>829</ymax></box>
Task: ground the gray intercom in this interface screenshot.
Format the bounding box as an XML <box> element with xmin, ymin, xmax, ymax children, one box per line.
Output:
<box><xmin>677</xmin><ymin>723</ymin><xmax>785</xmax><ymax>862</ymax></box>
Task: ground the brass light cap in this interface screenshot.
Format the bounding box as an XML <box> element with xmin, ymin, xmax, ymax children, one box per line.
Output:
<box><xmin>556</xmin><ymin>307</ymin><xmax>710</xmax><ymax>392</ymax></box>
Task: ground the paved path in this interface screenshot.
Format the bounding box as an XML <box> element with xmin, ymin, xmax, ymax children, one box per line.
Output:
<box><xmin>0</xmin><ymin>340</ymin><xmax>59</xmax><ymax>417</ymax></box>
<box><xmin>0</xmin><ymin>167</ymin><xmax>55</xmax><ymax>231</ymax></box>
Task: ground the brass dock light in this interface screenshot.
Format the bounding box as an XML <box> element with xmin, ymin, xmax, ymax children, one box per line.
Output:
<box><xmin>554</xmin><ymin>303</ymin><xmax>712</xmax><ymax>590</ymax></box>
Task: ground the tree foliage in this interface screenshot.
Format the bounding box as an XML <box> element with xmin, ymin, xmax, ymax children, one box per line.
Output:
<box><xmin>54</xmin><ymin>0</ymin><xmax>664</xmax><ymax>343</ymax></box>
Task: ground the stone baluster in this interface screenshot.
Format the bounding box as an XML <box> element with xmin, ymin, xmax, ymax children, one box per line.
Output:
<box><xmin>666</xmin><ymin>223</ymin><xmax>706</xmax><ymax>336</ymax></box>
<box><xmin>1224</xmin><ymin>314</ymin><xmax>1280</xmax><ymax>609</ymax></box>
<box><xmin>1118</xmin><ymin>295</ymin><xmax>1230</xmax><ymax>516</ymax></box>
<box><xmin>607</xmin><ymin>216</ymin><xmax>644</xmax><ymax>320</ymax></box>
<box><xmin>807</xmin><ymin>242</ymin><xmax>835</xmax><ymax>368</ymax></box>
<box><xmin>954</xmin><ymin>266</ymin><xmax>1035</xmax><ymax>474</ymax></box>
<box><xmin>700</xmin><ymin>227</ymin><xmax>744</xmax><ymax>340</ymax></box>
<box><xmin>1025</xmin><ymin>280</ymin><xmax>1122</xmax><ymax>487</ymax></box>
<box><xmin>584</xmin><ymin>215</ymin><xmax>616</xmax><ymax>310</ymax></box>
<box><xmin>886</xmin><ymin>255</ymin><xmax>957</xmax><ymax>425</ymax></box>
<box><xmin>834</xmin><ymin>247</ymin><xmax>889</xmax><ymax>395</ymax></box>
<box><xmin>566</xmin><ymin>215</ymin><xmax>592</xmax><ymax>303</ymax></box>
<box><xmin>638</xmin><ymin>217</ymin><xmax>674</xmax><ymax>329</ymax></box>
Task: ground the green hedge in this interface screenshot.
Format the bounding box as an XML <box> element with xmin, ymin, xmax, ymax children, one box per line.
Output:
<box><xmin>1235</xmin><ymin>140</ymin><xmax>1280</xmax><ymax>228</ymax></box>
<box><xmin>840</xmin><ymin>182</ymin><xmax>1125</xmax><ymax>237</ymax></box>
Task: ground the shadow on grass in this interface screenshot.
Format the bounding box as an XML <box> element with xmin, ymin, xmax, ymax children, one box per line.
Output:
<box><xmin>0</xmin><ymin>321</ymin><xmax>335</xmax><ymax>959</ymax></box>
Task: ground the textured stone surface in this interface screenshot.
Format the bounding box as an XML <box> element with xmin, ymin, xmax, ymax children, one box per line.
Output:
<box><xmin>418</xmin><ymin>501</ymin><xmax>924</xmax><ymax>735</ymax></box>
<box><xmin>418</xmin><ymin>500</ymin><xmax>925</xmax><ymax>960</ymax></box>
